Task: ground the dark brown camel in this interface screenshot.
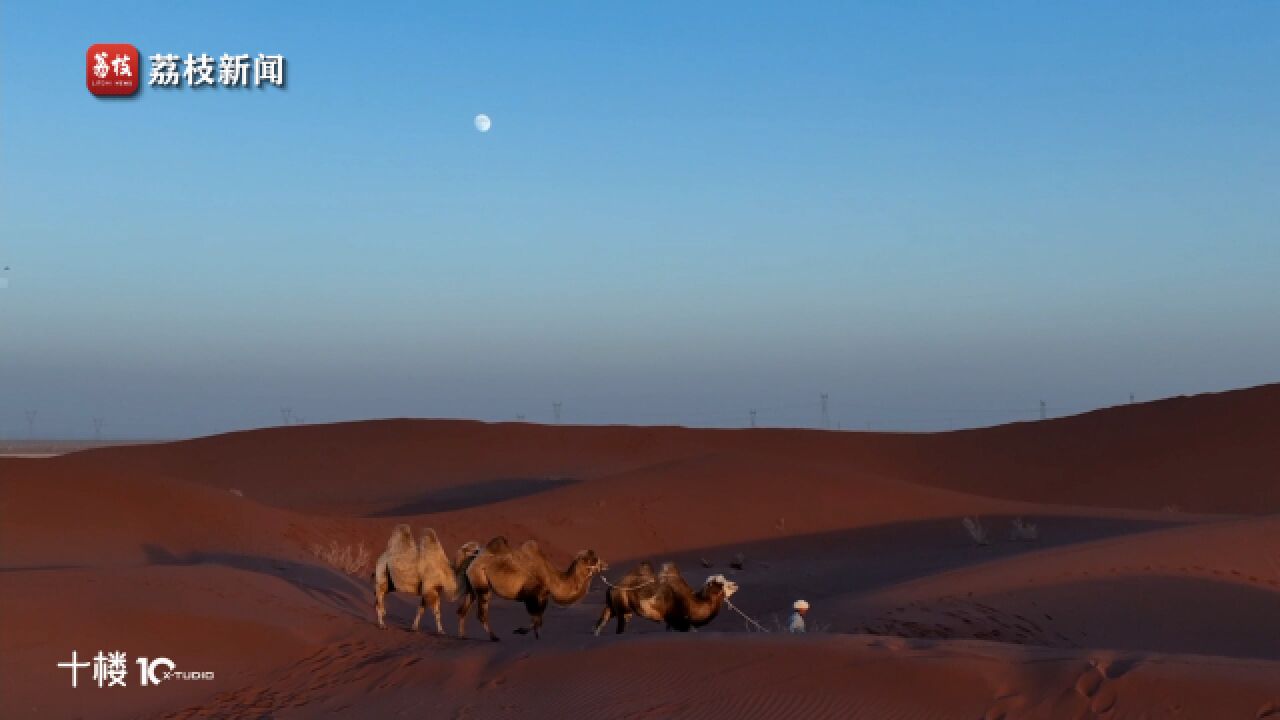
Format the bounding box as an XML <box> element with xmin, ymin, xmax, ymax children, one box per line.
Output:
<box><xmin>593</xmin><ymin>561</ymin><xmax>738</xmax><ymax>635</ymax></box>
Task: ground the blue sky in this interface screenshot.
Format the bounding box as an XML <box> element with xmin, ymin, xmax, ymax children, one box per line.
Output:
<box><xmin>2</xmin><ymin>2</ymin><xmax>1277</xmax><ymax>438</ymax></box>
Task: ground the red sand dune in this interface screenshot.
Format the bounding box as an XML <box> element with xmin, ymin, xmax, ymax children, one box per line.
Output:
<box><xmin>1</xmin><ymin>383</ymin><xmax>1278</xmax><ymax>719</ymax></box>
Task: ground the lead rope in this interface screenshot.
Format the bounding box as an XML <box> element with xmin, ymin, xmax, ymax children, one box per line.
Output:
<box><xmin>598</xmin><ymin>574</ymin><xmax>770</xmax><ymax>632</ymax></box>
<box><xmin>597</xmin><ymin>574</ymin><xmax>657</xmax><ymax>590</ymax></box>
<box><xmin>724</xmin><ymin>598</ymin><xmax>771</xmax><ymax>633</ymax></box>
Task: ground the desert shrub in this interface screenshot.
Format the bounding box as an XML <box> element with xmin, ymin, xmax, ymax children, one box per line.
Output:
<box><xmin>311</xmin><ymin>539</ymin><xmax>370</xmax><ymax>575</ymax></box>
<box><xmin>962</xmin><ymin>516</ymin><xmax>991</xmax><ymax>546</ymax></box>
<box><xmin>1009</xmin><ymin>517</ymin><xmax>1039</xmax><ymax>541</ymax></box>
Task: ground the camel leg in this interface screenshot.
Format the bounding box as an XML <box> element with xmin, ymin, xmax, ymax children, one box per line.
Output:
<box><xmin>477</xmin><ymin>588</ymin><xmax>499</xmax><ymax>642</ymax></box>
<box><xmin>427</xmin><ymin>587</ymin><xmax>444</xmax><ymax>634</ymax></box>
<box><xmin>593</xmin><ymin>605</ymin><xmax>613</xmax><ymax>636</ymax></box>
<box><xmin>617</xmin><ymin>611</ymin><xmax>631</xmax><ymax>635</ymax></box>
<box><xmin>514</xmin><ymin>593</ymin><xmax>548</xmax><ymax>639</ymax></box>
<box><xmin>456</xmin><ymin>590</ymin><xmax>474</xmax><ymax>638</ymax></box>
<box><xmin>412</xmin><ymin>589</ymin><xmax>432</xmax><ymax>632</ymax></box>
<box><xmin>411</xmin><ymin>593</ymin><xmax>426</xmax><ymax>632</ymax></box>
<box><xmin>375</xmin><ymin>583</ymin><xmax>388</xmax><ymax>630</ymax></box>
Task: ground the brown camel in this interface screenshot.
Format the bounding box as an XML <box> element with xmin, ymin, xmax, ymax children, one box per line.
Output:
<box><xmin>593</xmin><ymin>561</ymin><xmax>738</xmax><ymax>635</ymax></box>
<box><xmin>372</xmin><ymin>524</ymin><xmax>461</xmax><ymax>633</ymax></box>
<box><xmin>456</xmin><ymin>536</ymin><xmax>606</xmax><ymax>640</ymax></box>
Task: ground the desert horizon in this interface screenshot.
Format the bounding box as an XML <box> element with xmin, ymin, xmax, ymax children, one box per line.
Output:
<box><xmin>3</xmin><ymin>381</ymin><xmax>1279</xmax><ymax>718</ymax></box>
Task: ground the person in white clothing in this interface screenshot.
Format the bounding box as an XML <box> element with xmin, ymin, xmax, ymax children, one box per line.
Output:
<box><xmin>789</xmin><ymin>599</ymin><xmax>809</xmax><ymax>633</ymax></box>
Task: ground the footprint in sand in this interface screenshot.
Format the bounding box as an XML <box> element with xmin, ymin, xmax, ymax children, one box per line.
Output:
<box><xmin>1258</xmin><ymin>701</ymin><xmax>1280</xmax><ymax>718</ymax></box>
<box><xmin>1074</xmin><ymin>664</ymin><xmax>1118</xmax><ymax>715</ymax></box>
<box><xmin>1091</xmin><ymin>684</ymin><xmax>1117</xmax><ymax>714</ymax></box>
<box><xmin>984</xmin><ymin>691</ymin><xmax>1024</xmax><ymax>720</ymax></box>
<box><xmin>1074</xmin><ymin>666</ymin><xmax>1103</xmax><ymax>698</ymax></box>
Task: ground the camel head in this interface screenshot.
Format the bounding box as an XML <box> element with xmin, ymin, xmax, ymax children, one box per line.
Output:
<box><xmin>454</xmin><ymin>541</ymin><xmax>482</xmax><ymax>572</ymax></box>
<box><xmin>703</xmin><ymin>574</ymin><xmax>738</xmax><ymax>599</ymax></box>
<box><xmin>574</xmin><ymin>549</ymin><xmax>607</xmax><ymax>575</ymax></box>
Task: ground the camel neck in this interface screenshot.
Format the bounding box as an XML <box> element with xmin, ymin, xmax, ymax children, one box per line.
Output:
<box><xmin>547</xmin><ymin>558</ymin><xmax>590</xmax><ymax>604</ymax></box>
<box><xmin>689</xmin><ymin>590</ymin><xmax>725</xmax><ymax>624</ymax></box>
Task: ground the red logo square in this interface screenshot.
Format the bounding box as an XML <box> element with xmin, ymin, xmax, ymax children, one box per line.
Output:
<box><xmin>87</xmin><ymin>44</ymin><xmax>139</xmax><ymax>96</ymax></box>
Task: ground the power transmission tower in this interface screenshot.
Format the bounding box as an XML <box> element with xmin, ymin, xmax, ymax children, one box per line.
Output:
<box><xmin>749</xmin><ymin>409</ymin><xmax>757</xmax><ymax>428</ymax></box>
<box><xmin>515</xmin><ymin>414</ymin><xmax>525</xmax><ymax>422</ymax></box>
<box><xmin>1039</xmin><ymin>400</ymin><xmax>1047</xmax><ymax>420</ymax></box>
<box><xmin>24</xmin><ymin>410</ymin><xmax>36</xmax><ymax>438</ymax></box>
<box><xmin>92</xmin><ymin>417</ymin><xmax>104</xmax><ymax>442</ymax></box>
<box><xmin>552</xmin><ymin>402</ymin><xmax>562</xmax><ymax>424</ymax></box>
<box><xmin>1129</xmin><ymin>393</ymin><xmax>1135</xmax><ymax>404</ymax></box>
<box><xmin>820</xmin><ymin>393</ymin><xmax>830</xmax><ymax>429</ymax></box>
<box><xmin>280</xmin><ymin>407</ymin><xmax>293</xmax><ymax>425</ymax></box>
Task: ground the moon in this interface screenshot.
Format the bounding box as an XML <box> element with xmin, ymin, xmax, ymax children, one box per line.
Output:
<box><xmin>474</xmin><ymin>114</ymin><xmax>491</xmax><ymax>133</ymax></box>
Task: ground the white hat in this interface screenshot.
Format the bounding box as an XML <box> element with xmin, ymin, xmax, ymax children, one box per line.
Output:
<box><xmin>793</xmin><ymin>599</ymin><xmax>809</xmax><ymax>610</ymax></box>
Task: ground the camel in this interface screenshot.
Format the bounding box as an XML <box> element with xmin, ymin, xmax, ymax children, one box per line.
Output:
<box><xmin>372</xmin><ymin>524</ymin><xmax>463</xmax><ymax>633</ymax></box>
<box><xmin>456</xmin><ymin>536</ymin><xmax>606</xmax><ymax>641</ymax></box>
<box><xmin>593</xmin><ymin>561</ymin><xmax>738</xmax><ymax>635</ymax></box>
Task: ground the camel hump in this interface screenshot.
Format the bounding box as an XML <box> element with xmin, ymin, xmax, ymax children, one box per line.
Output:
<box><xmin>388</xmin><ymin>524</ymin><xmax>414</xmax><ymax>553</ymax></box>
<box><xmin>659</xmin><ymin>561</ymin><xmax>681</xmax><ymax>579</ymax></box>
<box><xmin>519</xmin><ymin>539</ymin><xmax>543</xmax><ymax>556</ymax></box>
<box><xmin>627</xmin><ymin>562</ymin><xmax>656</xmax><ymax>582</ymax></box>
<box><xmin>418</xmin><ymin>528</ymin><xmax>446</xmax><ymax>558</ymax></box>
<box><xmin>484</xmin><ymin>536</ymin><xmax>512</xmax><ymax>554</ymax></box>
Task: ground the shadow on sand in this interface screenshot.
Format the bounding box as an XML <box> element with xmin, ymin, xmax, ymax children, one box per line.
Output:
<box><xmin>365</xmin><ymin>476</ymin><xmax>577</xmax><ymax>516</ymax></box>
<box><xmin>592</xmin><ymin>513</ymin><xmax>1192</xmax><ymax>635</ymax></box>
<box><xmin>142</xmin><ymin>544</ymin><xmax>373</xmax><ymax>618</ymax></box>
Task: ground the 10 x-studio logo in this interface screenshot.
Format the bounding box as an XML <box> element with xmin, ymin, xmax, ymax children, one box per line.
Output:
<box><xmin>58</xmin><ymin>650</ymin><xmax>214</xmax><ymax>688</ymax></box>
<box><xmin>87</xmin><ymin>43</ymin><xmax>139</xmax><ymax>96</ymax></box>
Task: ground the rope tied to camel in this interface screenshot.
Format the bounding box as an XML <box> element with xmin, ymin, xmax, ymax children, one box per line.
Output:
<box><xmin>724</xmin><ymin>598</ymin><xmax>771</xmax><ymax>633</ymax></box>
<box><xmin>596</xmin><ymin>574</ymin><xmax>658</xmax><ymax>591</ymax></box>
<box><xmin>596</xmin><ymin>571</ymin><xmax>771</xmax><ymax>632</ymax></box>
